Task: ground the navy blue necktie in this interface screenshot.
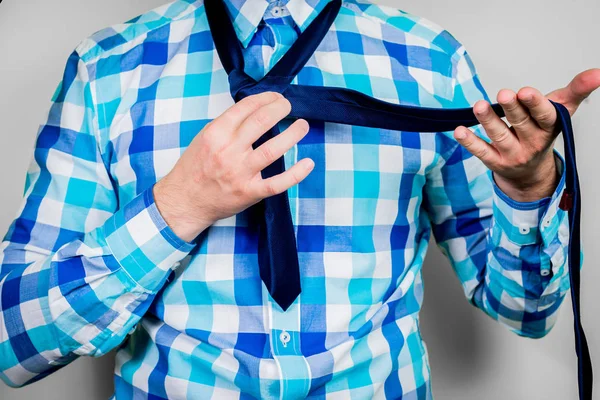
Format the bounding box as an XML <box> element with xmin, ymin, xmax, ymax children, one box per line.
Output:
<box><xmin>205</xmin><ymin>1</ymin><xmax>591</xmax><ymax>398</ymax></box>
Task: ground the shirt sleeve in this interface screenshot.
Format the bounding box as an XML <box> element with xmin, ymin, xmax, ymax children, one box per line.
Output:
<box><xmin>423</xmin><ymin>46</ymin><xmax>572</xmax><ymax>338</ymax></box>
<box><xmin>0</xmin><ymin>50</ymin><xmax>194</xmax><ymax>387</ymax></box>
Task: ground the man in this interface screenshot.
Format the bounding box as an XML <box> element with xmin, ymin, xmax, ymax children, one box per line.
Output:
<box><xmin>0</xmin><ymin>0</ymin><xmax>597</xmax><ymax>398</ymax></box>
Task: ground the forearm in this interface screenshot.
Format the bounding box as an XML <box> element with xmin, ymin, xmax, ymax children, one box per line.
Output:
<box><xmin>0</xmin><ymin>250</ymin><xmax>148</xmax><ymax>388</ymax></box>
<box><xmin>471</xmin><ymin>223</ymin><xmax>570</xmax><ymax>338</ymax></box>
<box><xmin>428</xmin><ymin>132</ymin><xmax>571</xmax><ymax>338</ymax></box>
<box><xmin>0</xmin><ymin>187</ymin><xmax>193</xmax><ymax>388</ymax></box>
<box><xmin>470</xmin><ymin>159</ymin><xmax>571</xmax><ymax>337</ymax></box>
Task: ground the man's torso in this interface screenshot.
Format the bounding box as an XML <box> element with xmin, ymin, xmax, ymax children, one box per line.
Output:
<box><xmin>83</xmin><ymin>0</ymin><xmax>467</xmax><ymax>398</ymax></box>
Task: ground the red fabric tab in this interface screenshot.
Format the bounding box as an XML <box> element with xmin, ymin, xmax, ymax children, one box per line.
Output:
<box><xmin>559</xmin><ymin>191</ymin><xmax>573</xmax><ymax>211</ymax></box>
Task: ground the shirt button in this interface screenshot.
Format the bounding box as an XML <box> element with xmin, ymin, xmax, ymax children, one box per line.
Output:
<box><xmin>519</xmin><ymin>224</ymin><xmax>530</xmax><ymax>234</ymax></box>
<box><xmin>542</xmin><ymin>218</ymin><xmax>552</xmax><ymax>228</ymax></box>
<box><xmin>541</xmin><ymin>269</ymin><xmax>551</xmax><ymax>277</ymax></box>
<box><xmin>279</xmin><ymin>331</ymin><xmax>291</xmax><ymax>347</ymax></box>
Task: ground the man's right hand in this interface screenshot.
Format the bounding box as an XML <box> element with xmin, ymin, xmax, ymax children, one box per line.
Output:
<box><xmin>153</xmin><ymin>91</ymin><xmax>314</xmax><ymax>242</ymax></box>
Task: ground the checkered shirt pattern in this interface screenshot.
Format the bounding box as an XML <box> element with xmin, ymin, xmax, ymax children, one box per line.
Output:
<box><xmin>0</xmin><ymin>0</ymin><xmax>572</xmax><ymax>398</ymax></box>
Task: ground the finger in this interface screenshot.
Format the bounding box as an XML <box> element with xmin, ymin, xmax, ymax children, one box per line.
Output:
<box><xmin>210</xmin><ymin>92</ymin><xmax>283</xmax><ymax>133</ymax></box>
<box><xmin>568</xmin><ymin>68</ymin><xmax>600</xmax><ymax>101</ymax></box>
<box><xmin>236</xmin><ymin>97</ymin><xmax>293</xmax><ymax>147</ymax></box>
<box><xmin>547</xmin><ymin>68</ymin><xmax>600</xmax><ymax>115</ymax></box>
<box><xmin>254</xmin><ymin>158</ymin><xmax>315</xmax><ymax>199</ymax></box>
<box><xmin>454</xmin><ymin>126</ymin><xmax>502</xmax><ymax>168</ymax></box>
<box><xmin>472</xmin><ymin>100</ymin><xmax>516</xmax><ymax>151</ymax></box>
<box><xmin>247</xmin><ymin>119</ymin><xmax>310</xmax><ymax>173</ymax></box>
<box><xmin>496</xmin><ymin>89</ymin><xmax>537</xmax><ymax>139</ymax></box>
<box><xmin>517</xmin><ymin>87</ymin><xmax>557</xmax><ymax>133</ymax></box>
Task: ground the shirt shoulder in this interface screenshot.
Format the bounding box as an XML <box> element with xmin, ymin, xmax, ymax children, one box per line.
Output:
<box><xmin>74</xmin><ymin>0</ymin><xmax>205</xmax><ymax>64</ymax></box>
<box><xmin>342</xmin><ymin>0</ymin><xmax>466</xmax><ymax>59</ymax></box>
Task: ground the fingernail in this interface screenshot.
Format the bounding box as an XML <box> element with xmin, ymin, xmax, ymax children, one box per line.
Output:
<box><xmin>474</xmin><ymin>103</ymin><xmax>488</xmax><ymax>116</ymax></box>
<box><xmin>521</xmin><ymin>93</ymin><xmax>533</xmax><ymax>103</ymax></box>
<box><xmin>300</xmin><ymin>119</ymin><xmax>310</xmax><ymax>132</ymax></box>
<box><xmin>455</xmin><ymin>129</ymin><xmax>467</xmax><ymax>140</ymax></box>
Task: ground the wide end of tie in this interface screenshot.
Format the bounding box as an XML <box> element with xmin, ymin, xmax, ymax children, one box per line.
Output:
<box><xmin>272</xmin><ymin>287</ymin><xmax>301</xmax><ymax>312</ymax></box>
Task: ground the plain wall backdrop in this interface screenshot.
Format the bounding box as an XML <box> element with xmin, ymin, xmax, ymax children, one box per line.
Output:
<box><xmin>0</xmin><ymin>0</ymin><xmax>598</xmax><ymax>399</ymax></box>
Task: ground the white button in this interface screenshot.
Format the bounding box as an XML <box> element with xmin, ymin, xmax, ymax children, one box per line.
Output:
<box><xmin>272</xmin><ymin>7</ymin><xmax>281</xmax><ymax>15</ymax></box>
<box><xmin>541</xmin><ymin>269</ymin><xmax>551</xmax><ymax>277</ymax></box>
<box><xmin>279</xmin><ymin>331</ymin><xmax>291</xmax><ymax>347</ymax></box>
<box><xmin>518</xmin><ymin>224</ymin><xmax>530</xmax><ymax>235</ymax></box>
<box><xmin>543</xmin><ymin>218</ymin><xmax>552</xmax><ymax>228</ymax></box>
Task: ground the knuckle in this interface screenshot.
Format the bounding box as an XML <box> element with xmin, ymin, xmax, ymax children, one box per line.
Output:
<box><xmin>251</xmin><ymin>110</ymin><xmax>271</xmax><ymax>129</ymax></box>
<box><xmin>536</xmin><ymin>110</ymin><xmax>555</xmax><ymax>122</ymax></box>
<box><xmin>194</xmin><ymin>135</ymin><xmax>209</xmax><ymax>152</ymax></box>
<box><xmin>243</xmin><ymin>92</ymin><xmax>279</xmax><ymax>111</ymax></box>
<box><xmin>199</xmin><ymin>124</ymin><xmax>215</xmax><ymax>142</ymax></box>
<box><xmin>530</xmin><ymin>141</ymin><xmax>546</xmax><ymax>156</ymax></box>
<box><xmin>511</xmin><ymin>114</ymin><xmax>531</xmax><ymax>128</ymax></box>
<box><xmin>259</xmin><ymin>145</ymin><xmax>276</xmax><ymax>163</ymax></box>
<box><xmin>514</xmin><ymin>154</ymin><xmax>530</xmax><ymax>167</ymax></box>
<box><xmin>475</xmin><ymin>147</ymin><xmax>489</xmax><ymax>160</ymax></box>
<box><xmin>502</xmin><ymin>98</ymin><xmax>518</xmax><ymax>110</ymax></box>
<box><xmin>210</xmin><ymin>150</ymin><xmax>227</xmax><ymax>168</ymax></box>
<box><xmin>242</xmin><ymin>95</ymin><xmax>259</xmax><ymax>110</ymax></box>
<box><xmin>192</xmin><ymin>146</ymin><xmax>206</xmax><ymax>165</ymax></box>
<box><xmin>291</xmin><ymin>169</ymin><xmax>302</xmax><ymax>185</ymax></box>
<box><xmin>227</xmin><ymin>108</ymin><xmax>243</xmax><ymax>122</ymax></box>
<box><xmin>266</xmin><ymin>181</ymin><xmax>278</xmax><ymax>196</ymax></box>
<box><xmin>232</xmin><ymin>179</ymin><xmax>248</xmax><ymax>197</ymax></box>
<box><xmin>531</xmin><ymin>97</ymin><xmax>544</xmax><ymax>107</ymax></box>
<box><xmin>492</xmin><ymin>129</ymin><xmax>511</xmax><ymax>144</ymax></box>
<box><xmin>261</xmin><ymin>91</ymin><xmax>281</xmax><ymax>101</ymax></box>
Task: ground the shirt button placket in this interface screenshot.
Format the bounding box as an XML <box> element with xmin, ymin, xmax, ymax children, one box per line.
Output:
<box><xmin>270</xmin><ymin>302</ymin><xmax>311</xmax><ymax>399</ymax></box>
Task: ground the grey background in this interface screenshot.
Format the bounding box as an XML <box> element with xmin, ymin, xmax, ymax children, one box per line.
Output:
<box><xmin>0</xmin><ymin>0</ymin><xmax>598</xmax><ymax>398</ymax></box>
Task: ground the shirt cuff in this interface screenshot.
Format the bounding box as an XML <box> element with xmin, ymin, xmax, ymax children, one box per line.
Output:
<box><xmin>491</xmin><ymin>150</ymin><xmax>567</xmax><ymax>248</ymax></box>
<box><xmin>103</xmin><ymin>185</ymin><xmax>195</xmax><ymax>292</ymax></box>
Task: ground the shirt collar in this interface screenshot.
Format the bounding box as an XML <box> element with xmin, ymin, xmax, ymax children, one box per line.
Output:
<box><xmin>222</xmin><ymin>0</ymin><xmax>333</xmax><ymax>48</ymax></box>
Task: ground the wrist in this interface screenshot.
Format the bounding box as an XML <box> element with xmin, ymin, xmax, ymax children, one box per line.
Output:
<box><xmin>153</xmin><ymin>178</ymin><xmax>212</xmax><ymax>242</ymax></box>
<box><xmin>493</xmin><ymin>153</ymin><xmax>560</xmax><ymax>202</ymax></box>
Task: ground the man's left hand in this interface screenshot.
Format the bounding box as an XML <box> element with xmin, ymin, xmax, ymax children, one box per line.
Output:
<box><xmin>454</xmin><ymin>68</ymin><xmax>600</xmax><ymax>202</ymax></box>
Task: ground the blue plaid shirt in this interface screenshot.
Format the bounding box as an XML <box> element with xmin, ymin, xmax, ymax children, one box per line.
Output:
<box><xmin>0</xmin><ymin>0</ymin><xmax>572</xmax><ymax>398</ymax></box>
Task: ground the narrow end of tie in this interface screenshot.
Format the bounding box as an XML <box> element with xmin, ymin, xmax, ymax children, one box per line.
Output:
<box><xmin>559</xmin><ymin>191</ymin><xmax>574</xmax><ymax>211</ymax></box>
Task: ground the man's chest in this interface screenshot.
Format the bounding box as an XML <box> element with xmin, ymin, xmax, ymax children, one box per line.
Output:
<box><xmin>107</xmin><ymin>95</ymin><xmax>438</xmax><ymax>217</ymax></box>
<box><xmin>91</xmin><ymin>21</ymin><xmax>454</xmax><ymax>215</ymax></box>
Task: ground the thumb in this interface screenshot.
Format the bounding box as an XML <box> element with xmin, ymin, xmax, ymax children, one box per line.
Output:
<box><xmin>546</xmin><ymin>68</ymin><xmax>600</xmax><ymax>115</ymax></box>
